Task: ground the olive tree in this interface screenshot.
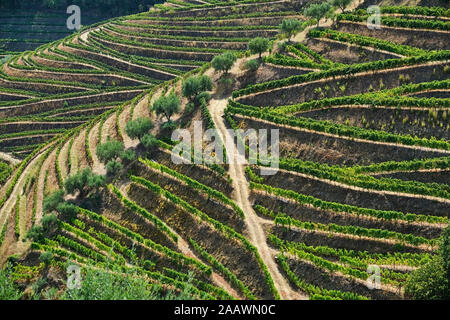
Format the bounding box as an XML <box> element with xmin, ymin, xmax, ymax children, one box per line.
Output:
<box><xmin>96</xmin><ymin>140</ymin><xmax>124</xmax><ymax>164</ymax></box>
<box><xmin>64</xmin><ymin>168</ymin><xmax>105</xmax><ymax>199</ymax></box>
<box><xmin>125</xmin><ymin>117</ymin><xmax>154</xmax><ymax>141</ymax></box>
<box><xmin>248</xmin><ymin>37</ymin><xmax>269</xmax><ymax>59</ymax></box>
<box><xmin>212</xmin><ymin>51</ymin><xmax>237</xmax><ymax>74</ymax></box>
<box><xmin>278</xmin><ymin>19</ymin><xmax>303</xmax><ymax>42</ymax></box>
<box><xmin>304</xmin><ymin>2</ymin><xmax>333</xmax><ymax>27</ymax></box>
<box><xmin>331</xmin><ymin>0</ymin><xmax>352</xmax><ymax>13</ymax></box>
<box><xmin>152</xmin><ymin>91</ymin><xmax>181</xmax><ymax>122</ymax></box>
<box><xmin>182</xmin><ymin>75</ymin><xmax>213</xmax><ymax>103</ymax></box>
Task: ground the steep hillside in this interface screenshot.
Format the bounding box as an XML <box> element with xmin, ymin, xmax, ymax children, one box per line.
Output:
<box><xmin>0</xmin><ymin>0</ymin><xmax>448</xmax><ymax>300</ymax></box>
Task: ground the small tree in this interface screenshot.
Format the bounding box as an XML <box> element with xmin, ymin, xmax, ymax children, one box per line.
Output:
<box><xmin>212</xmin><ymin>51</ymin><xmax>237</xmax><ymax>75</ymax></box>
<box><xmin>125</xmin><ymin>117</ymin><xmax>154</xmax><ymax>141</ymax></box>
<box><xmin>304</xmin><ymin>2</ymin><xmax>333</xmax><ymax>27</ymax></box>
<box><xmin>56</xmin><ymin>202</ymin><xmax>78</xmax><ymax>220</ymax></box>
<box><xmin>43</xmin><ymin>190</ymin><xmax>64</xmax><ymax>213</ymax></box>
<box><xmin>64</xmin><ymin>168</ymin><xmax>105</xmax><ymax>199</ymax></box>
<box><xmin>331</xmin><ymin>0</ymin><xmax>351</xmax><ymax>13</ymax></box>
<box><xmin>39</xmin><ymin>252</ymin><xmax>54</xmax><ymax>266</ymax></box>
<box><xmin>26</xmin><ymin>213</ymin><xmax>59</xmax><ymax>242</ymax></box>
<box><xmin>279</xmin><ymin>19</ymin><xmax>303</xmax><ymax>42</ymax></box>
<box><xmin>405</xmin><ymin>225</ymin><xmax>450</xmax><ymax>299</ymax></box>
<box><xmin>141</xmin><ymin>134</ymin><xmax>158</xmax><ymax>150</ymax></box>
<box><xmin>182</xmin><ymin>75</ymin><xmax>213</xmax><ymax>103</ymax></box>
<box><xmin>245</xmin><ymin>59</ymin><xmax>260</xmax><ymax>71</ymax></box>
<box><xmin>248</xmin><ymin>37</ymin><xmax>269</xmax><ymax>59</ymax></box>
<box><xmin>120</xmin><ymin>149</ymin><xmax>136</xmax><ymax>164</ymax></box>
<box><xmin>153</xmin><ymin>91</ymin><xmax>181</xmax><ymax>122</ymax></box>
<box><xmin>96</xmin><ymin>140</ymin><xmax>124</xmax><ymax>164</ymax></box>
<box><xmin>106</xmin><ymin>160</ymin><xmax>123</xmax><ymax>177</ymax></box>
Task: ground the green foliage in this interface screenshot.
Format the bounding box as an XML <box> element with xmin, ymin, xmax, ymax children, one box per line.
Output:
<box><xmin>141</xmin><ymin>134</ymin><xmax>158</xmax><ymax>150</ymax></box>
<box><xmin>43</xmin><ymin>190</ymin><xmax>65</xmax><ymax>214</ymax></box>
<box><xmin>152</xmin><ymin>92</ymin><xmax>181</xmax><ymax>122</ymax></box>
<box><xmin>96</xmin><ymin>140</ymin><xmax>125</xmax><ymax>164</ymax></box>
<box><xmin>125</xmin><ymin>117</ymin><xmax>154</xmax><ymax>141</ymax></box>
<box><xmin>405</xmin><ymin>255</ymin><xmax>449</xmax><ymax>299</ymax></box>
<box><xmin>140</xmin><ymin>158</ymin><xmax>244</xmax><ymax>218</ymax></box>
<box><xmin>0</xmin><ymin>263</ymin><xmax>22</xmax><ymax>300</ymax></box>
<box><xmin>331</xmin><ymin>0</ymin><xmax>351</xmax><ymax>12</ymax></box>
<box><xmin>120</xmin><ymin>149</ymin><xmax>136</xmax><ymax>164</ymax></box>
<box><xmin>379</xmin><ymin>5</ymin><xmax>450</xmax><ymax>17</ymax></box>
<box><xmin>278</xmin><ymin>18</ymin><xmax>303</xmax><ymax>41</ymax></box>
<box><xmin>77</xmin><ymin>206</ymin><xmax>211</xmax><ymax>274</ymax></box>
<box><xmin>131</xmin><ymin>175</ymin><xmax>280</xmax><ymax>299</ymax></box>
<box><xmin>189</xmin><ymin>238</ymin><xmax>256</xmax><ymax>299</ymax></box>
<box><xmin>39</xmin><ymin>251</ymin><xmax>54</xmax><ymax>266</ymax></box>
<box><xmin>62</xmin><ymin>266</ymin><xmax>198</xmax><ymax>300</ymax></box>
<box><xmin>304</xmin><ymin>2</ymin><xmax>333</xmax><ymax>27</ymax></box>
<box><xmin>277</xmin><ymin>254</ymin><xmax>368</xmax><ymax>300</ymax></box>
<box><xmin>267</xmin><ymin>157</ymin><xmax>450</xmax><ymax>209</ymax></box>
<box><xmin>405</xmin><ymin>225</ymin><xmax>450</xmax><ymax>299</ymax></box>
<box><xmin>256</xmin><ymin>200</ymin><xmax>428</xmax><ymax>246</ymax></box>
<box><xmin>110</xmin><ymin>184</ymin><xmax>178</xmax><ymax>242</ymax></box>
<box><xmin>26</xmin><ymin>213</ymin><xmax>58</xmax><ymax>242</ymax></box>
<box><xmin>182</xmin><ymin>75</ymin><xmax>213</xmax><ymax>102</ymax></box>
<box><xmin>0</xmin><ymin>161</ymin><xmax>12</xmax><ymax>186</ymax></box>
<box><xmin>248</xmin><ymin>37</ymin><xmax>269</xmax><ymax>58</ymax></box>
<box><xmin>64</xmin><ymin>168</ymin><xmax>106</xmax><ymax>198</ymax></box>
<box><xmin>56</xmin><ymin>202</ymin><xmax>78</xmax><ymax>220</ymax></box>
<box><xmin>309</xmin><ymin>29</ymin><xmax>427</xmax><ymax>57</ymax></box>
<box><xmin>106</xmin><ymin>160</ymin><xmax>123</xmax><ymax>177</ymax></box>
<box><xmin>338</xmin><ymin>12</ymin><xmax>450</xmax><ymax>31</ymax></box>
<box><xmin>245</xmin><ymin>59</ymin><xmax>260</xmax><ymax>71</ymax></box>
<box><xmin>233</xmin><ymin>51</ymin><xmax>450</xmax><ymax>98</ymax></box>
<box><xmin>228</xmin><ymin>100</ymin><xmax>450</xmax><ymax>151</ymax></box>
<box><xmin>212</xmin><ymin>51</ymin><xmax>237</xmax><ymax>74</ymax></box>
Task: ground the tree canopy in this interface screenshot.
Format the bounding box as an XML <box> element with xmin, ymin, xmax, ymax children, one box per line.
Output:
<box><xmin>64</xmin><ymin>168</ymin><xmax>105</xmax><ymax>198</ymax></box>
<box><xmin>405</xmin><ymin>225</ymin><xmax>450</xmax><ymax>300</ymax></box>
<box><xmin>248</xmin><ymin>37</ymin><xmax>270</xmax><ymax>58</ymax></box>
<box><xmin>331</xmin><ymin>0</ymin><xmax>352</xmax><ymax>13</ymax></box>
<box><xmin>125</xmin><ymin>117</ymin><xmax>154</xmax><ymax>140</ymax></box>
<box><xmin>152</xmin><ymin>92</ymin><xmax>181</xmax><ymax>122</ymax></box>
<box><xmin>182</xmin><ymin>75</ymin><xmax>213</xmax><ymax>102</ymax></box>
<box><xmin>212</xmin><ymin>52</ymin><xmax>237</xmax><ymax>74</ymax></box>
<box><xmin>304</xmin><ymin>2</ymin><xmax>333</xmax><ymax>27</ymax></box>
<box><xmin>96</xmin><ymin>140</ymin><xmax>124</xmax><ymax>163</ymax></box>
<box><xmin>279</xmin><ymin>19</ymin><xmax>304</xmax><ymax>41</ymax></box>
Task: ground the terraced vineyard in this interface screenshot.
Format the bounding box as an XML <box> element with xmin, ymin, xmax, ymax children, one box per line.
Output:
<box><xmin>0</xmin><ymin>0</ymin><xmax>449</xmax><ymax>300</ymax></box>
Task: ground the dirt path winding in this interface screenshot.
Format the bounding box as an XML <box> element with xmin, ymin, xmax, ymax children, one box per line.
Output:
<box><xmin>208</xmin><ymin>97</ymin><xmax>307</xmax><ymax>300</ymax></box>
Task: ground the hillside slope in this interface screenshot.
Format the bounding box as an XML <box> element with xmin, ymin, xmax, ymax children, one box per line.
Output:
<box><xmin>0</xmin><ymin>0</ymin><xmax>449</xmax><ymax>300</ymax></box>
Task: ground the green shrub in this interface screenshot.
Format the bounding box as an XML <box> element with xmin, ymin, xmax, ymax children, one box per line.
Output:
<box><xmin>278</xmin><ymin>18</ymin><xmax>303</xmax><ymax>41</ymax></box>
<box><xmin>64</xmin><ymin>168</ymin><xmax>105</xmax><ymax>198</ymax></box>
<box><xmin>0</xmin><ymin>263</ymin><xmax>22</xmax><ymax>300</ymax></box>
<box><xmin>96</xmin><ymin>140</ymin><xmax>124</xmax><ymax>164</ymax></box>
<box><xmin>182</xmin><ymin>75</ymin><xmax>213</xmax><ymax>102</ymax></box>
<box><xmin>106</xmin><ymin>160</ymin><xmax>123</xmax><ymax>177</ymax></box>
<box><xmin>56</xmin><ymin>202</ymin><xmax>78</xmax><ymax>220</ymax></box>
<box><xmin>125</xmin><ymin>117</ymin><xmax>154</xmax><ymax>141</ymax></box>
<box><xmin>245</xmin><ymin>59</ymin><xmax>260</xmax><ymax>71</ymax></box>
<box><xmin>304</xmin><ymin>2</ymin><xmax>332</xmax><ymax>27</ymax></box>
<box><xmin>212</xmin><ymin>51</ymin><xmax>237</xmax><ymax>74</ymax></box>
<box><xmin>331</xmin><ymin>0</ymin><xmax>352</xmax><ymax>13</ymax></box>
<box><xmin>120</xmin><ymin>149</ymin><xmax>136</xmax><ymax>164</ymax></box>
<box><xmin>153</xmin><ymin>92</ymin><xmax>181</xmax><ymax>122</ymax></box>
<box><xmin>43</xmin><ymin>190</ymin><xmax>65</xmax><ymax>214</ymax></box>
<box><xmin>405</xmin><ymin>226</ymin><xmax>450</xmax><ymax>299</ymax></box>
<box><xmin>39</xmin><ymin>252</ymin><xmax>54</xmax><ymax>266</ymax></box>
<box><xmin>248</xmin><ymin>37</ymin><xmax>269</xmax><ymax>58</ymax></box>
<box><xmin>141</xmin><ymin>134</ymin><xmax>158</xmax><ymax>150</ymax></box>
